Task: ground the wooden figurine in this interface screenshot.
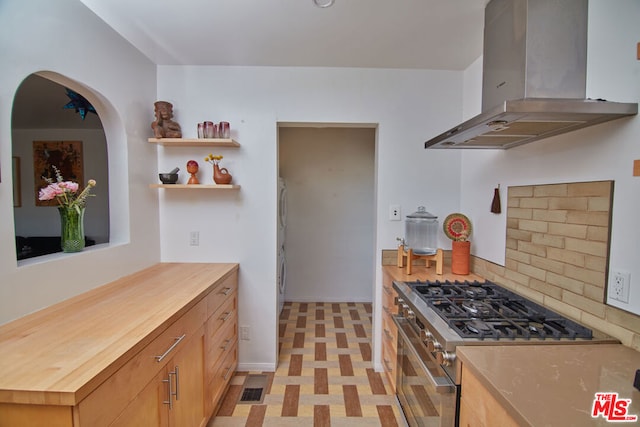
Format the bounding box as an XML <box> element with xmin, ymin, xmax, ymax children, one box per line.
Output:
<box><xmin>186</xmin><ymin>160</ymin><xmax>199</xmax><ymax>184</ymax></box>
<box><xmin>151</xmin><ymin>101</ymin><xmax>182</xmax><ymax>139</ymax></box>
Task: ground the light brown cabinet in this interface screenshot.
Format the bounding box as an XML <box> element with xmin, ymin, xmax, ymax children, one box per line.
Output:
<box><xmin>381</xmin><ymin>268</ymin><xmax>398</xmax><ymax>392</ymax></box>
<box><xmin>458</xmin><ymin>363</ymin><xmax>519</xmax><ymax>427</ymax></box>
<box><xmin>0</xmin><ymin>263</ymin><xmax>238</xmax><ymax>427</ymax></box>
<box><xmin>110</xmin><ymin>325</ymin><xmax>205</xmax><ymax>427</ymax></box>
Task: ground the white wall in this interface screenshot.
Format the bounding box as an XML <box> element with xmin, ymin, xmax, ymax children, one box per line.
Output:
<box><xmin>156</xmin><ymin>66</ymin><xmax>466</xmax><ymax>370</ymax></box>
<box><xmin>279</xmin><ymin>127</ymin><xmax>376</xmax><ymax>303</ymax></box>
<box><xmin>460</xmin><ymin>0</ymin><xmax>640</xmax><ymax>314</ymax></box>
<box><xmin>0</xmin><ymin>0</ymin><xmax>160</xmax><ymax>323</ymax></box>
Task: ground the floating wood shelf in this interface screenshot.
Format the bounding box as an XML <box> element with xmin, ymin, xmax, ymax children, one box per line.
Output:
<box><xmin>148</xmin><ymin>138</ymin><xmax>240</xmax><ymax>147</ymax></box>
<box><xmin>149</xmin><ymin>184</ymin><xmax>241</xmax><ymax>189</ymax></box>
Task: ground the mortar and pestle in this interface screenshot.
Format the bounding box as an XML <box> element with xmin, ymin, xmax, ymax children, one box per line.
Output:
<box><xmin>159</xmin><ymin>167</ymin><xmax>180</xmax><ymax>184</ymax></box>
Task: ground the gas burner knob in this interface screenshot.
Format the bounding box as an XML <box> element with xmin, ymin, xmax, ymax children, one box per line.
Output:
<box><xmin>436</xmin><ymin>351</ymin><xmax>456</xmax><ymax>367</ymax></box>
<box><xmin>428</xmin><ymin>339</ymin><xmax>442</xmax><ymax>352</ymax></box>
<box><xmin>420</xmin><ymin>330</ymin><xmax>434</xmax><ymax>342</ymax></box>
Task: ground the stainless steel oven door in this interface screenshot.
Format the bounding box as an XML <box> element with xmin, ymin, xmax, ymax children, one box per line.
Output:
<box><xmin>393</xmin><ymin>316</ymin><xmax>457</xmax><ymax>427</ymax></box>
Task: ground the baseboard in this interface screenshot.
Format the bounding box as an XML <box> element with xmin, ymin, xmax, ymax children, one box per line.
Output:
<box><xmin>237</xmin><ymin>362</ymin><xmax>277</xmax><ymax>372</ymax></box>
<box><xmin>283</xmin><ymin>297</ymin><xmax>373</xmax><ymax>303</ymax></box>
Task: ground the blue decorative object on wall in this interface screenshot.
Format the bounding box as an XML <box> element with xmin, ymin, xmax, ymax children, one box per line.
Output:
<box><xmin>63</xmin><ymin>89</ymin><xmax>96</xmax><ymax>120</ymax></box>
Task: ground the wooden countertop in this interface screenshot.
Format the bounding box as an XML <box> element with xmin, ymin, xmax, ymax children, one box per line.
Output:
<box><xmin>458</xmin><ymin>344</ymin><xmax>640</xmax><ymax>426</ymax></box>
<box><xmin>382</xmin><ymin>263</ymin><xmax>485</xmax><ymax>283</ymax></box>
<box><xmin>0</xmin><ymin>262</ymin><xmax>238</xmax><ymax>406</ymax></box>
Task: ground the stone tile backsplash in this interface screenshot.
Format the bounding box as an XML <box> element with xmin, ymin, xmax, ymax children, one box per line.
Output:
<box><xmin>382</xmin><ymin>180</ymin><xmax>640</xmax><ymax>350</ymax></box>
<box><xmin>472</xmin><ymin>181</ymin><xmax>640</xmax><ymax>350</ymax></box>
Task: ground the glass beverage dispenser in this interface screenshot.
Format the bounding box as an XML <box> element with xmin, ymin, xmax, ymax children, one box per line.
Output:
<box><xmin>405</xmin><ymin>206</ymin><xmax>438</xmax><ymax>255</ymax></box>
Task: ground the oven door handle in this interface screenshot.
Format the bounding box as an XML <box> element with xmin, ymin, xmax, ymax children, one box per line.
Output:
<box><xmin>392</xmin><ymin>315</ymin><xmax>456</xmax><ymax>394</ymax></box>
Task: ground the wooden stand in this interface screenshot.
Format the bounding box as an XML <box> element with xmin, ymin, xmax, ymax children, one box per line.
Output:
<box><xmin>397</xmin><ymin>245</ymin><xmax>443</xmax><ymax>275</ymax></box>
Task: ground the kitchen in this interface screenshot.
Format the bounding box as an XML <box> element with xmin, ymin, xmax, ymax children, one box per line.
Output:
<box><xmin>1</xmin><ymin>0</ymin><xmax>640</xmax><ymax>426</ymax></box>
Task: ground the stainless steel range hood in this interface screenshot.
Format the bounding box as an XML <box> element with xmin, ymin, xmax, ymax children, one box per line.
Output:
<box><xmin>425</xmin><ymin>0</ymin><xmax>638</xmax><ymax>150</ymax></box>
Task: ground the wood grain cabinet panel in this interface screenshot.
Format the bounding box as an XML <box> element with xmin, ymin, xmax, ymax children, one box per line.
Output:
<box><xmin>459</xmin><ymin>364</ymin><xmax>519</xmax><ymax>427</ymax></box>
<box><xmin>381</xmin><ymin>269</ymin><xmax>399</xmax><ymax>392</ymax></box>
<box><xmin>0</xmin><ymin>263</ymin><xmax>239</xmax><ymax>427</ymax></box>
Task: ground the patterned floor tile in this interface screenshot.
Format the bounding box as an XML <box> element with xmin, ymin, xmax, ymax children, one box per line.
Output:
<box><xmin>209</xmin><ymin>302</ymin><xmax>404</xmax><ymax>427</ymax></box>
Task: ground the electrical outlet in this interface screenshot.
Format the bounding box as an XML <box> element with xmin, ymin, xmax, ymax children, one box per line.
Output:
<box><xmin>389</xmin><ymin>204</ymin><xmax>401</xmax><ymax>221</ymax></box>
<box><xmin>610</xmin><ymin>270</ymin><xmax>631</xmax><ymax>303</ymax></box>
<box><xmin>189</xmin><ymin>231</ymin><xmax>199</xmax><ymax>246</ymax></box>
<box><xmin>240</xmin><ymin>326</ymin><xmax>250</xmax><ymax>341</ymax></box>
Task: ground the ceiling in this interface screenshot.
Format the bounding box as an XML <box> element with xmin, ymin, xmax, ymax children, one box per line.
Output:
<box><xmin>79</xmin><ymin>0</ymin><xmax>488</xmax><ymax>70</ymax></box>
<box><xmin>12</xmin><ymin>1</ymin><xmax>489</xmax><ymax>131</ymax></box>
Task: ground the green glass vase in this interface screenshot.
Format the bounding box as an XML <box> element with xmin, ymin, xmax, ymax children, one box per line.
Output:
<box><xmin>58</xmin><ymin>206</ymin><xmax>85</xmax><ymax>253</ymax></box>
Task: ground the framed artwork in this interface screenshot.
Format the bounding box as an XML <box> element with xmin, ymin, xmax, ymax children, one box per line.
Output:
<box><xmin>12</xmin><ymin>156</ymin><xmax>21</xmax><ymax>208</ymax></box>
<box><xmin>33</xmin><ymin>141</ymin><xmax>83</xmax><ymax>206</ymax></box>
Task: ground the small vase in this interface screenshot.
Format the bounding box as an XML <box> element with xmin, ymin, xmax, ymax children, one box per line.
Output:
<box><xmin>451</xmin><ymin>240</ymin><xmax>470</xmax><ymax>275</ymax></box>
<box><xmin>213</xmin><ymin>163</ymin><xmax>232</xmax><ymax>185</ymax></box>
<box><xmin>58</xmin><ymin>206</ymin><xmax>85</xmax><ymax>253</ymax></box>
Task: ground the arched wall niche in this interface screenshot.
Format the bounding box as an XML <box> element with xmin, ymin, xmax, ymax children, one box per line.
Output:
<box><xmin>12</xmin><ymin>70</ymin><xmax>130</xmax><ymax>262</ymax></box>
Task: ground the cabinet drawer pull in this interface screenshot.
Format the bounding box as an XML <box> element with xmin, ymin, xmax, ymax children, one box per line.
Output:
<box><xmin>383</xmin><ymin>358</ymin><xmax>393</xmax><ymax>372</ymax></box>
<box><xmin>219</xmin><ymin>287</ymin><xmax>233</xmax><ymax>296</ymax></box>
<box><xmin>155</xmin><ymin>334</ymin><xmax>186</xmax><ymax>362</ymax></box>
<box><xmin>383</xmin><ymin>306</ymin><xmax>390</xmax><ymax>315</ymax></box>
<box><xmin>384</xmin><ymin>328</ymin><xmax>393</xmax><ymax>341</ymax></box>
<box><xmin>383</xmin><ymin>286</ymin><xmax>392</xmax><ymax>295</ymax></box>
<box><xmin>220</xmin><ymin>339</ymin><xmax>232</xmax><ymax>351</ymax></box>
<box><xmin>220</xmin><ymin>311</ymin><xmax>233</xmax><ymax>322</ymax></box>
<box><xmin>223</xmin><ymin>365</ymin><xmax>234</xmax><ymax>380</ymax></box>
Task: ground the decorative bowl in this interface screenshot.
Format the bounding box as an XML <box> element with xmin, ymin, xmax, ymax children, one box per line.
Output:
<box><xmin>159</xmin><ymin>173</ymin><xmax>179</xmax><ymax>184</ymax></box>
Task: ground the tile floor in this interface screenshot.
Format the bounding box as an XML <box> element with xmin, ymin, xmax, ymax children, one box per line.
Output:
<box><xmin>209</xmin><ymin>301</ymin><xmax>405</xmax><ymax>426</ymax></box>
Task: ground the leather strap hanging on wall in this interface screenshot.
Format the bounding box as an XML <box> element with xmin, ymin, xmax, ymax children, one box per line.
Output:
<box><xmin>491</xmin><ymin>184</ymin><xmax>501</xmax><ymax>214</ymax></box>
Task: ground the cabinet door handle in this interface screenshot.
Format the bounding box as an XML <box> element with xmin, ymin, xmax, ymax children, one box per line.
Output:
<box><xmin>383</xmin><ymin>286</ymin><xmax>391</xmax><ymax>295</ymax></box>
<box><xmin>219</xmin><ymin>287</ymin><xmax>233</xmax><ymax>296</ymax></box>
<box><xmin>173</xmin><ymin>366</ymin><xmax>180</xmax><ymax>401</ymax></box>
<box><xmin>384</xmin><ymin>328</ymin><xmax>393</xmax><ymax>341</ymax></box>
<box><xmin>162</xmin><ymin>374</ymin><xmax>173</xmax><ymax>409</ymax></box>
<box><xmin>155</xmin><ymin>334</ymin><xmax>186</xmax><ymax>362</ymax></box>
<box><xmin>220</xmin><ymin>311</ymin><xmax>233</xmax><ymax>322</ymax></box>
<box><xmin>383</xmin><ymin>358</ymin><xmax>393</xmax><ymax>372</ymax></box>
<box><xmin>220</xmin><ymin>339</ymin><xmax>232</xmax><ymax>351</ymax></box>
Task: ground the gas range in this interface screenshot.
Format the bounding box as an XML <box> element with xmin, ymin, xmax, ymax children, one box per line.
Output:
<box><xmin>392</xmin><ymin>279</ymin><xmax>617</xmax><ymax>380</ymax></box>
<box><xmin>391</xmin><ymin>278</ymin><xmax>619</xmax><ymax>427</ymax></box>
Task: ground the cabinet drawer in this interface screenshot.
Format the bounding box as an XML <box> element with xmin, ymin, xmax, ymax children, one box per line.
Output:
<box><xmin>207</xmin><ymin>306</ymin><xmax>237</xmax><ymax>379</ymax></box>
<box><xmin>382</xmin><ymin>311</ymin><xmax>397</xmax><ymax>347</ymax></box>
<box><xmin>207</xmin><ymin>271</ymin><xmax>238</xmax><ymax>319</ymax></box>
<box><xmin>209</xmin><ymin>341</ymin><xmax>237</xmax><ymax>414</ymax></box>
<box><xmin>382</xmin><ymin>283</ymin><xmax>397</xmax><ymax>313</ymax></box>
<box><xmin>207</xmin><ymin>291</ymin><xmax>237</xmax><ymax>339</ymax></box>
<box><xmin>77</xmin><ymin>298</ymin><xmax>207</xmax><ymax>427</ymax></box>
<box><xmin>382</xmin><ymin>337</ymin><xmax>397</xmax><ymax>392</ymax></box>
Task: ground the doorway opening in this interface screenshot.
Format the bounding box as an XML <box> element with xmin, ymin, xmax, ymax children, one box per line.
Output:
<box><xmin>277</xmin><ymin>124</ymin><xmax>377</xmax><ymax>306</ymax></box>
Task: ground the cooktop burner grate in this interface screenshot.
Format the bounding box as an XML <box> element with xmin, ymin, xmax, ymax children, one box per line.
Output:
<box><xmin>407</xmin><ymin>280</ymin><xmax>593</xmax><ymax>340</ymax></box>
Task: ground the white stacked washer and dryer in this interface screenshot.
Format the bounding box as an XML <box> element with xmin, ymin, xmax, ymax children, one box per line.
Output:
<box><xmin>277</xmin><ymin>177</ymin><xmax>287</xmax><ymax>315</ymax></box>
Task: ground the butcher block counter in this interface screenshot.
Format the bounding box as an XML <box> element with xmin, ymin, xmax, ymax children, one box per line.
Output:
<box><xmin>0</xmin><ymin>262</ymin><xmax>239</xmax><ymax>427</ymax></box>
<box><xmin>382</xmin><ymin>263</ymin><xmax>485</xmax><ymax>283</ymax></box>
<box><xmin>457</xmin><ymin>344</ymin><xmax>640</xmax><ymax>426</ymax></box>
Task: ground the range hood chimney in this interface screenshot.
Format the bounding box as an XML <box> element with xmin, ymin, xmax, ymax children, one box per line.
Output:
<box><xmin>424</xmin><ymin>0</ymin><xmax>637</xmax><ymax>150</ymax></box>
